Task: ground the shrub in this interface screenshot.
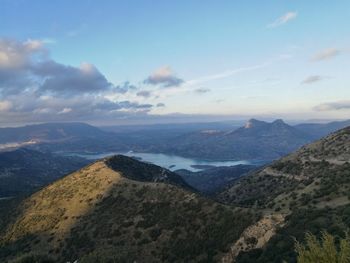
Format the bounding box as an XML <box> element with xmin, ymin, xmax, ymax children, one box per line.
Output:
<box><xmin>295</xmin><ymin>231</ymin><xmax>350</xmax><ymax>263</ymax></box>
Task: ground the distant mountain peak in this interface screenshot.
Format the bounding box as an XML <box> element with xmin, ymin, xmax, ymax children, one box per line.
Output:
<box><xmin>244</xmin><ymin>119</ymin><xmax>288</xmax><ymax>129</ymax></box>
<box><xmin>244</xmin><ymin>119</ymin><xmax>266</xmax><ymax>129</ymax></box>
<box><xmin>272</xmin><ymin>119</ymin><xmax>286</xmax><ymax>125</ymax></box>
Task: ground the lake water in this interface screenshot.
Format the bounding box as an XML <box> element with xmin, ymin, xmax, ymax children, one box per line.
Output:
<box><xmin>66</xmin><ymin>151</ymin><xmax>264</xmax><ymax>172</ymax></box>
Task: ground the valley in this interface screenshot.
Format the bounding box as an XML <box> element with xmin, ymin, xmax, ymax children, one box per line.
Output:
<box><xmin>0</xmin><ymin>120</ymin><xmax>350</xmax><ymax>262</ymax></box>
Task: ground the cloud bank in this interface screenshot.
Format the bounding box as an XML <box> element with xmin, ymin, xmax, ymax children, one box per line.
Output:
<box><xmin>0</xmin><ymin>38</ymin><xmax>155</xmax><ymax>124</ymax></box>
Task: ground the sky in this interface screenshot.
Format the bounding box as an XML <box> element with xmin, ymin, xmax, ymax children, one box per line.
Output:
<box><xmin>0</xmin><ymin>0</ymin><xmax>350</xmax><ymax>126</ymax></box>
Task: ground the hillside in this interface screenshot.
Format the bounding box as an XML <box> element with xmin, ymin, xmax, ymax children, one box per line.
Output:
<box><xmin>176</xmin><ymin>165</ymin><xmax>257</xmax><ymax>194</ymax></box>
<box><xmin>0</xmin><ymin>155</ymin><xmax>257</xmax><ymax>262</ymax></box>
<box><xmin>217</xmin><ymin>126</ymin><xmax>350</xmax><ymax>262</ymax></box>
<box><xmin>0</xmin><ymin>148</ymin><xmax>89</xmax><ymax>198</ymax></box>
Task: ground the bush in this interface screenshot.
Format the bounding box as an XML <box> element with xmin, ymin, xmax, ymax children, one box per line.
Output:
<box><xmin>295</xmin><ymin>231</ymin><xmax>350</xmax><ymax>263</ymax></box>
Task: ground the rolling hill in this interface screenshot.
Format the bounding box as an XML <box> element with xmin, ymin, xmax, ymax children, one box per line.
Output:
<box><xmin>0</xmin><ymin>155</ymin><xmax>257</xmax><ymax>262</ymax></box>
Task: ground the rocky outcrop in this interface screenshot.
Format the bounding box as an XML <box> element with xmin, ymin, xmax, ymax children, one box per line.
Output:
<box><xmin>221</xmin><ymin>214</ymin><xmax>285</xmax><ymax>263</ymax></box>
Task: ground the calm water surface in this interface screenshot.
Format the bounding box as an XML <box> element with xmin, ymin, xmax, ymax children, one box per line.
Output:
<box><xmin>66</xmin><ymin>151</ymin><xmax>265</xmax><ymax>172</ymax></box>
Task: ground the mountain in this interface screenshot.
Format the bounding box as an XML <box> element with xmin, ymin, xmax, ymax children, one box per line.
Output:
<box><xmin>176</xmin><ymin>164</ymin><xmax>257</xmax><ymax>194</ymax></box>
<box><xmin>1</xmin><ymin>119</ymin><xmax>347</xmax><ymax>163</ymax></box>
<box><xmin>0</xmin><ymin>122</ymin><xmax>130</xmax><ymax>153</ymax></box>
<box><xmin>217</xmin><ymin>126</ymin><xmax>350</xmax><ymax>262</ymax></box>
<box><xmin>0</xmin><ymin>122</ymin><xmax>108</xmax><ymax>144</ymax></box>
<box><xmin>0</xmin><ymin>155</ymin><xmax>257</xmax><ymax>262</ymax></box>
<box><xmin>159</xmin><ymin>119</ymin><xmax>311</xmax><ymax>160</ymax></box>
<box><xmin>294</xmin><ymin>119</ymin><xmax>350</xmax><ymax>140</ymax></box>
<box><xmin>0</xmin><ymin>148</ymin><xmax>89</xmax><ymax>198</ymax></box>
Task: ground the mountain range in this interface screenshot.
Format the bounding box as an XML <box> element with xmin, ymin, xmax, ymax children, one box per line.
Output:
<box><xmin>159</xmin><ymin>119</ymin><xmax>310</xmax><ymax>160</ymax></box>
<box><xmin>1</xmin><ymin>119</ymin><xmax>350</xmax><ymax>162</ymax></box>
<box><xmin>1</xmin><ymin>125</ymin><xmax>350</xmax><ymax>262</ymax></box>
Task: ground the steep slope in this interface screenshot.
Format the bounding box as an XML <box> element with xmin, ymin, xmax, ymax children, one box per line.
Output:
<box><xmin>0</xmin><ymin>148</ymin><xmax>89</xmax><ymax>198</ymax></box>
<box><xmin>0</xmin><ymin>155</ymin><xmax>257</xmax><ymax>262</ymax></box>
<box><xmin>217</xmin><ymin>126</ymin><xmax>350</xmax><ymax>262</ymax></box>
<box><xmin>161</xmin><ymin>119</ymin><xmax>311</xmax><ymax>160</ymax></box>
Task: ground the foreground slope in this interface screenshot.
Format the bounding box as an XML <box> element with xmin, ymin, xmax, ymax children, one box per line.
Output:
<box><xmin>218</xmin><ymin>126</ymin><xmax>350</xmax><ymax>262</ymax></box>
<box><xmin>0</xmin><ymin>155</ymin><xmax>257</xmax><ymax>262</ymax></box>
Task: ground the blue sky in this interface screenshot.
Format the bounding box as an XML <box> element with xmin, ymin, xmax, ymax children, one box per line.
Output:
<box><xmin>0</xmin><ymin>0</ymin><xmax>349</xmax><ymax>125</ymax></box>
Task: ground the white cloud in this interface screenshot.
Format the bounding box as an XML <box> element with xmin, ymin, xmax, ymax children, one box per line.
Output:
<box><xmin>0</xmin><ymin>38</ymin><xmax>157</xmax><ymax>124</ymax></box>
<box><xmin>144</xmin><ymin>66</ymin><xmax>184</xmax><ymax>87</ymax></box>
<box><xmin>311</xmin><ymin>48</ymin><xmax>340</xmax><ymax>61</ymax></box>
<box><xmin>268</xmin><ymin>12</ymin><xmax>297</xmax><ymax>28</ymax></box>
<box><xmin>301</xmin><ymin>75</ymin><xmax>325</xmax><ymax>84</ymax></box>
<box><xmin>58</xmin><ymin>107</ymin><xmax>72</xmax><ymax>114</ymax></box>
<box><xmin>0</xmin><ymin>39</ymin><xmax>45</xmax><ymax>69</ymax></box>
<box><xmin>194</xmin><ymin>88</ymin><xmax>210</xmax><ymax>94</ymax></box>
<box><xmin>185</xmin><ymin>63</ymin><xmax>268</xmax><ymax>87</ymax></box>
<box><xmin>0</xmin><ymin>100</ymin><xmax>12</xmax><ymax>112</ymax></box>
<box><xmin>314</xmin><ymin>100</ymin><xmax>350</xmax><ymax>111</ymax></box>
